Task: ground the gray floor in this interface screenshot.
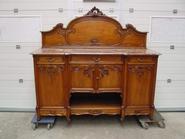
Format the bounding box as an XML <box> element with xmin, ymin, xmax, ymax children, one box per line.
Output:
<box><xmin>0</xmin><ymin>112</ymin><xmax>185</xmax><ymax>139</ymax></box>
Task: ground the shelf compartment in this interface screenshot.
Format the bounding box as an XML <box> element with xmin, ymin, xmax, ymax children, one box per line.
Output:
<box><xmin>70</xmin><ymin>93</ymin><xmax>122</xmax><ymax>115</ymax></box>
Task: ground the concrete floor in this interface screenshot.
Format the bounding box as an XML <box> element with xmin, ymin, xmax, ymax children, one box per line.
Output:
<box><xmin>0</xmin><ymin>112</ymin><xmax>185</xmax><ymax>139</ymax></box>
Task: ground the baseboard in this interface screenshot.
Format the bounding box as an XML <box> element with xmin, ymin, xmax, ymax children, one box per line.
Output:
<box><xmin>0</xmin><ymin>107</ymin><xmax>185</xmax><ymax>112</ymax></box>
<box><xmin>0</xmin><ymin>107</ymin><xmax>35</xmax><ymax>112</ymax></box>
<box><xmin>156</xmin><ymin>107</ymin><xmax>185</xmax><ymax>112</ymax></box>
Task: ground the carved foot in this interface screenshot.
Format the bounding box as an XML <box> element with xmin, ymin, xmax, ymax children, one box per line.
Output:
<box><xmin>67</xmin><ymin>118</ymin><xmax>71</xmax><ymax>126</ymax></box>
<box><xmin>120</xmin><ymin>117</ymin><xmax>125</xmax><ymax>126</ymax></box>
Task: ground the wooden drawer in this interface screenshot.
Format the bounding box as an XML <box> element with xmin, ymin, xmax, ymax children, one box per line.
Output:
<box><xmin>71</xmin><ymin>108</ymin><xmax>121</xmax><ymax>115</ymax></box>
<box><xmin>70</xmin><ymin>55</ymin><xmax>122</xmax><ymax>64</ymax></box>
<box><xmin>39</xmin><ymin>108</ymin><xmax>66</xmax><ymax>116</ymax></box>
<box><xmin>125</xmin><ymin>108</ymin><xmax>150</xmax><ymax>116</ymax></box>
<box><xmin>127</xmin><ymin>56</ymin><xmax>156</xmax><ymax>63</ymax></box>
<box><xmin>37</xmin><ymin>56</ymin><xmax>64</xmax><ymax>64</ymax></box>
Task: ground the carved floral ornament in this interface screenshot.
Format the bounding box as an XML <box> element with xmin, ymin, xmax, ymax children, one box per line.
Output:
<box><xmin>38</xmin><ymin>65</ymin><xmax>64</xmax><ymax>74</ymax></box>
<box><xmin>71</xmin><ymin>65</ymin><xmax>122</xmax><ymax>79</ymax></box>
<box><xmin>85</xmin><ymin>6</ymin><xmax>105</xmax><ymax>16</ymax></box>
<box><xmin>72</xmin><ymin>66</ymin><xmax>95</xmax><ymax>78</ymax></box>
<box><xmin>128</xmin><ymin>65</ymin><xmax>153</xmax><ymax>77</ymax></box>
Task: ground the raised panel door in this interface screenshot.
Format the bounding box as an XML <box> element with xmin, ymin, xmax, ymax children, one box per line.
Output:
<box><xmin>70</xmin><ymin>64</ymin><xmax>95</xmax><ymax>93</ymax></box>
<box><xmin>97</xmin><ymin>65</ymin><xmax>123</xmax><ymax>93</ymax></box>
<box><xmin>126</xmin><ymin>64</ymin><xmax>155</xmax><ymax>107</ymax></box>
<box><xmin>37</xmin><ymin>65</ymin><xmax>65</xmax><ymax>107</ymax></box>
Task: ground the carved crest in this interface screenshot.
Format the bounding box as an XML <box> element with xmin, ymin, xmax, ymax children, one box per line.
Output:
<box><xmin>85</xmin><ymin>7</ymin><xmax>105</xmax><ymax>16</ymax></box>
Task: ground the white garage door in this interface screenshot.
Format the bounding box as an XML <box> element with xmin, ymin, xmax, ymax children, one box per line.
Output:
<box><xmin>149</xmin><ymin>16</ymin><xmax>185</xmax><ymax>110</ymax></box>
<box><xmin>0</xmin><ymin>16</ymin><xmax>41</xmax><ymax>110</ymax></box>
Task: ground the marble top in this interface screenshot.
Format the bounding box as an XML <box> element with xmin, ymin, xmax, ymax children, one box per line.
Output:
<box><xmin>32</xmin><ymin>47</ymin><xmax>160</xmax><ymax>56</ymax></box>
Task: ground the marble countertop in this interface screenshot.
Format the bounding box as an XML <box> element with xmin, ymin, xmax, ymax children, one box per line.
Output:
<box><xmin>32</xmin><ymin>47</ymin><xmax>160</xmax><ymax>56</ymax></box>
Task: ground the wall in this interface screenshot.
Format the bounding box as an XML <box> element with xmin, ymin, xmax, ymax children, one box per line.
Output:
<box><xmin>0</xmin><ymin>0</ymin><xmax>185</xmax><ymax>110</ymax></box>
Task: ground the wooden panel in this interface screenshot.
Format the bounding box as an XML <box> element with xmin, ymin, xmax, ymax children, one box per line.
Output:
<box><xmin>121</xmin><ymin>24</ymin><xmax>146</xmax><ymax>47</ymax></box>
<box><xmin>125</xmin><ymin>107</ymin><xmax>150</xmax><ymax>115</ymax></box>
<box><xmin>127</xmin><ymin>56</ymin><xmax>156</xmax><ymax>64</ymax></box>
<box><xmin>71</xmin><ymin>107</ymin><xmax>121</xmax><ymax>115</ymax></box>
<box><xmin>37</xmin><ymin>56</ymin><xmax>64</xmax><ymax>64</ymax></box>
<box><xmin>70</xmin><ymin>55</ymin><xmax>122</xmax><ymax>64</ymax></box>
<box><xmin>42</xmin><ymin>24</ymin><xmax>67</xmax><ymax>47</ymax></box>
<box><xmin>41</xmin><ymin>7</ymin><xmax>146</xmax><ymax>48</ymax></box>
<box><xmin>66</xmin><ymin>19</ymin><xmax>122</xmax><ymax>46</ymax></box>
<box><xmin>70</xmin><ymin>55</ymin><xmax>95</xmax><ymax>64</ymax></box>
<box><xmin>125</xmin><ymin>64</ymin><xmax>155</xmax><ymax>107</ymax></box>
<box><xmin>36</xmin><ymin>64</ymin><xmax>65</xmax><ymax>107</ymax></box>
<box><xmin>39</xmin><ymin>108</ymin><xmax>66</xmax><ymax>116</ymax></box>
<box><xmin>97</xmin><ymin>65</ymin><xmax>123</xmax><ymax>93</ymax></box>
<box><xmin>70</xmin><ymin>64</ymin><xmax>95</xmax><ymax>92</ymax></box>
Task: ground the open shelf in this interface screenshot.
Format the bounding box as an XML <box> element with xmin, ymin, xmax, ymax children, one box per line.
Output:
<box><xmin>70</xmin><ymin>93</ymin><xmax>122</xmax><ymax>115</ymax></box>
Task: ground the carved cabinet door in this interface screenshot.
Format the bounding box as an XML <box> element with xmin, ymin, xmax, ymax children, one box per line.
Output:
<box><xmin>70</xmin><ymin>65</ymin><xmax>95</xmax><ymax>93</ymax></box>
<box><xmin>125</xmin><ymin>64</ymin><xmax>155</xmax><ymax>107</ymax></box>
<box><xmin>36</xmin><ymin>65</ymin><xmax>65</xmax><ymax>107</ymax></box>
<box><xmin>96</xmin><ymin>65</ymin><xmax>123</xmax><ymax>93</ymax></box>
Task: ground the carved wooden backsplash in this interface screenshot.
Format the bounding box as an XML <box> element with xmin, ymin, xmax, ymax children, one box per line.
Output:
<box><xmin>42</xmin><ymin>7</ymin><xmax>146</xmax><ymax>48</ymax></box>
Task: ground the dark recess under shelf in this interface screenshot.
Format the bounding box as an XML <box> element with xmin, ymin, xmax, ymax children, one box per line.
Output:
<box><xmin>70</xmin><ymin>93</ymin><xmax>122</xmax><ymax>108</ymax></box>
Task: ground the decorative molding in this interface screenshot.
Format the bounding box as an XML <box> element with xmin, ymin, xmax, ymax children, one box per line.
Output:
<box><xmin>128</xmin><ymin>65</ymin><xmax>153</xmax><ymax>77</ymax></box>
<box><xmin>71</xmin><ymin>66</ymin><xmax>95</xmax><ymax>78</ymax></box>
<box><xmin>84</xmin><ymin>67</ymin><xmax>94</xmax><ymax>78</ymax></box>
<box><xmin>98</xmin><ymin>65</ymin><xmax>122</xmax><ymax>79</ymax></box>
<box><xmin>38</xmin><ymin>65</ymin><xmax>64</xmax><ymax>74</ymax></box>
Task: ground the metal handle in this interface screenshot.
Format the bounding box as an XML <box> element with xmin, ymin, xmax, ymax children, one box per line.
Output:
<box><xmin>48</xmin><ymin>57</ymin><xmax>55</xmax><ymax>62</ymax></box>
<box><xmin>93</xmin><ymin>57</ymin><xmax>101</xmax><ymax>62</ymax></box>
<box><xmin>137</xmin><ymin>58</ymin><xmax>144</xmax><ymax>62</ymax></box>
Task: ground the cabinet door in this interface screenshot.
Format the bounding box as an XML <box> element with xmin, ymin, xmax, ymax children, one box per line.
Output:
<box><xmin>70</xmin><ymin>65</ymin><xmax>95</xmax><ymax>93</ymax></box>
<box><xmin>126</xmin><ymin>64</ymin><xmax>155</xmax><ymax>107</ymax></box>
<box><xmin>37</xmin><ymin>65</ymin><xmax>65</xmax><ymax>107</ymax></box>
<box><xmin>97</xmin><ymin>65</ymin><xmax>123</xmax><ymax>93</ymax></box>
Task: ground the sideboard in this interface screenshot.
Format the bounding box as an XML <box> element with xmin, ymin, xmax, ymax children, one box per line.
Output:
<box><xmin>32</xmin><ymin>7</ymin><xmax>160</xmax><ymax>123</ymax></box>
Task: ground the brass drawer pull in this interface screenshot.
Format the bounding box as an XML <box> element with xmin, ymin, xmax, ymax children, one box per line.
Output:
<box><xmin>92</xmin><ymin>57</ymin><xmax>101</xmax><ymax>62</ymax></box>
<box><xmin>137</xmin><ymin>58</ymin><xmax>144</xmax><ymax>62</ymax></box>
<box><xmin>48</xmin><ymin>57</ymin><xmax>55</xmax><ymax>62</ymax></box>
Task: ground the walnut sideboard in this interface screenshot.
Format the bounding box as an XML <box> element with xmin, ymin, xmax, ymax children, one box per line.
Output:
<box><xmin>32</xmin><ymin>7</ymin><xmax>160</xmax><ymax>123</ymax></box>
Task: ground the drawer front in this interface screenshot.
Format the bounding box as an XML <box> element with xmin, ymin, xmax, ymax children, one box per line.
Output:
<box><xmin>127</xmin><ymin>56</ymin><xmax>156</xmax><ymax>63</ymax></box>
<box><xmin>125</xmin><ymin>108</ymin><xmax>150</xmax><ymax>116</ymax></box>
<box><xmin>39</xmin><ymin>108</ymin><xmax>66</xmax><ymax>116</ymax></box>
<box><xmin>70</xmin><ymin>55</ymin><xmax>122</xmax><ymax>64</ymax></box>
<box><xmin>71</xmin><ymin>108</ymin><xmax>121</xmax><ymax>115</ymax></box>
<box><xmin>37</xmin><ymin>56</ymin><xmax>64</xmax><ymax>64</ymax></box>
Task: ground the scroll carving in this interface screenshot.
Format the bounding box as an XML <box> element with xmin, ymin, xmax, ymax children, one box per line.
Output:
<box><xmin>52</xmin><ymin>23</ymin><xmax>66</xmax><ymax>36</ymax></box>
<box><xmin>84</xmin><ymin>67</ymin><xmax>94</xmax><ymax>78</ymax></box>
<box><xmin>38</xmin><ymin>65</ymin><xmax>64</xmax><ymax>75</ymax></box>
<box><xmin>128</xmin><ymin>65</ymin><xmax>153</xmax><ymax>77</ymax></box>
<box><xmin>98</xmin><ymin>65</ymin><xmax>122</xmax><ymax>79</ymax></box>
<box><xmin>71</xmin><ymin>66</ymin><xmax>95</xmax><ymax>78</ymax></box>
<box><xmin>66</xmin><ymin>28</ymin><xmax>76</xmax><ymax>34</ymax></box>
